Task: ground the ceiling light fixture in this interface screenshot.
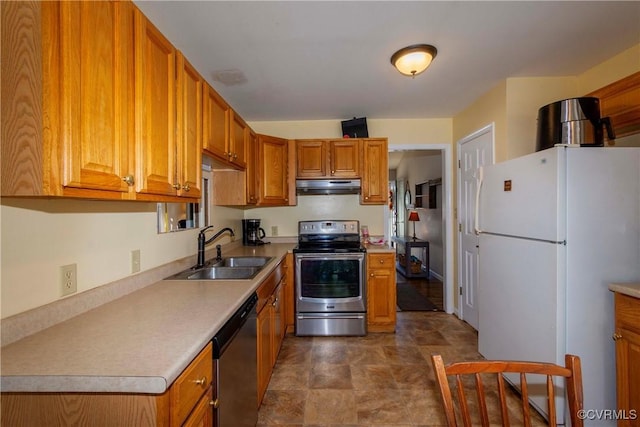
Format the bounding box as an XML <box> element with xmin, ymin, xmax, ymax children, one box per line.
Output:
<box><xmin>390</xmin><ymin>44</ymin><xmax>438</xmax><ymax>77</ymax></box>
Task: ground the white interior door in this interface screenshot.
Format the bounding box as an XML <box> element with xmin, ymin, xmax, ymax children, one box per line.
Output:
<box><xmin>457</xmin><ymin>125</ymin><xmax>493</xmax><ymax>330</ymax></box>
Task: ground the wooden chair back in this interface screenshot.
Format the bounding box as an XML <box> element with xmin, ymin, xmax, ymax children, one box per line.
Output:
<box><xmin>430</xmin><ymin>354</ymin><xmax>584</xmax><ymax>427</ymax></box>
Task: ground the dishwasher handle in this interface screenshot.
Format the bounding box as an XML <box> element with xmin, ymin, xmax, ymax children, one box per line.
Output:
<box><xmin>212</xmin><ymin>292</ymin><xmax>258</xmax><ymax>358</ymax></box>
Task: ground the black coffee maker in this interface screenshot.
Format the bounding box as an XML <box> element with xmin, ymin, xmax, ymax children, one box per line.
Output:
<box><xmin>242</xmin><ymin>219</ymin><xmax>266</xmax><ymax>245</ymax></box>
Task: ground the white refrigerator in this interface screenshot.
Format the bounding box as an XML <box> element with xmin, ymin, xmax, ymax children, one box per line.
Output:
<box><xmin>477</xmin><ymin>146</ymin><xmax>640</xmax><ymax>425</ymax></box>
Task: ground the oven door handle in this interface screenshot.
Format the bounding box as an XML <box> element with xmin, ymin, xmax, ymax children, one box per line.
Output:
<box><xmin>296</xmin><ymin>313</ymin><xmax>365</xmax><ymax>319</ymax></box>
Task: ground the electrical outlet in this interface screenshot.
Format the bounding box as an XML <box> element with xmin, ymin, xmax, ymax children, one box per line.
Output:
<box><xmin>131</xmin><ymin>249</ymin><xmax>141</xmax><ymax>274</ymax></box>
<box><xmin>60</xmin><ymin>264</ymin><xmax>77</xmax><ymax>297</ymax></box>
<box><xmin>271</xmin><ymin>226</ymin><xmax>278</xmax><ymax>236</ymax></box>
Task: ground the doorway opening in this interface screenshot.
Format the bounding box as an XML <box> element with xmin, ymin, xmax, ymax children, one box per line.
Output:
<box><xmin>387</xmin><ymin>144</ymin><xmax>453</xmax><ymax>314</ymax></box>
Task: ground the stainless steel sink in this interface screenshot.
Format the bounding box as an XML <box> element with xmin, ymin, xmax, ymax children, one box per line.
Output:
<box><xmin>217</xmin><ymin>256</ymin><xmax>272</xmax><ymax>268</ymax></box>
<box><xmin>187</xmin><ymin>266</ymin><xmax>260</xmax><ymax>280</ymax></box>
<box><xmin>164</xmin><ymin>256</ymin><xmax>273</xmax><ymax>280</ymax></box>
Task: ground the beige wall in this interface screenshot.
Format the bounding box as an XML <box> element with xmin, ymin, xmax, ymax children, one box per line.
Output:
<box><xmin>250</xmin><ymin>118</ymin><xmax>452</xmax><ymax>146</ymax></box>
<box><xmin>505</xmin><ymin>77</ymin><xmax>578</xmax><ymax>158</ymax></box>
<box><xmin>0</xmin><ymin>199</ymin><xmax>241</xmax><ymax>318</ymax></box>
<box><xmin>578</xmin><ymin>44</ymin><xmax>640</xmax><ymax>94</ymax></box>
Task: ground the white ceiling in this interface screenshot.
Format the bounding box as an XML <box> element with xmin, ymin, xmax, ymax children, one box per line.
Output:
<box><xmin>134</xmin><ymin>1</ymin><xmax>639</xmax><ymax>122</ymax></box>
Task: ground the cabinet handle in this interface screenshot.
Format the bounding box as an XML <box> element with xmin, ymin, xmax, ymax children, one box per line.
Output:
<box><xmin>612</xmin><ymin>333</ymin><xmax>623</xmax><ymax>341</ymax></box>
<box><xmin>192</xmin><ymin>376</ymin><xmax>207</xmax><ymax>386</ymax></box>
<box><xmin>122</xmin><ymin>175</ymin><xmax>135</xmax><ymax>186</ymax></box>
<box><xmin>173</xmin><ymin>182</ymin><xmax>181</xmax><ymax>190</ymax></box>
<box><xmin>210</xmin><ymin>399</ymin><xmax>219</xmax><ymax>408</ymax></box>
<box><xmin>182</xmin><ymin>183</ymin><xmax>190</xmax><ymax>192</ymax></box>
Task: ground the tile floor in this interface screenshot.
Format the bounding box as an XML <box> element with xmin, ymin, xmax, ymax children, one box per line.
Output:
<box><xmin>257</xmin><ymin>311</ymin><xmax>547</xmax><ymax>426</ymax></box>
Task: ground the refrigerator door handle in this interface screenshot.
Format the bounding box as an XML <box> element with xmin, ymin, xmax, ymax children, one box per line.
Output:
<box><xmin>474</xmin><ymin>166</ymin><xmax>484</xmax><ymax>235</ymax></box>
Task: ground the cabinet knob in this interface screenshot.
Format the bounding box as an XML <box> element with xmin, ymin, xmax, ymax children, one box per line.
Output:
<box><xmin>365</xmin><ymin>196</ymin><xmax>369</xmax><ymax>200</ymax></box>
<box><xmin>182</xmin><ymin>184</ymin><xmax>190</xmax><ymax>192</ymax></box>
<box><xmin>122</xmin><ymin>175</ymin><xmax>135</xmax><ymax>186</ymax></box>
<box><xmin>272</xmin><ymin>297</ymin><xmax>278</xmax><ymax>307</ymax></box>
<box><xmin>612</xmin><ymin>333</ymin><xmax>623</xmax><ymax>341</ymax></box>
<box><xmin>370</xmin><ymin>273</ymin><xmax>374</xmax><ymax>277</ymax></box>
<box><xmin>225</xmin><ymin>152</ymin><xmax>231</xmax><ymax>158</ymax></box>
<box><xmin>192</xmin><ymin>376</ymin><xmax>207</xmax><ymax>386</ymax></box>
<box><xmin>210</xmin><ymin>399</ymin><xmax>219</xmax><ymax>409</ymax></box>
<box><xmin>380</xmin><ymin>259</ymin><xmax>385</xmax><ymax>264</ymax></box>
<box><xmin>172</xmin><ymin>182</ymin><xmax>181</xmax><ymax>190</ymax></box>
<box><xmin>233</xmin><ymin>153</ymin><xmax>238</xmax><ymax>159</ymax></box>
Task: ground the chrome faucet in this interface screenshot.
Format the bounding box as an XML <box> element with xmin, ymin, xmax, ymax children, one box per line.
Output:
<box><xmin>196</xmin><ymin>226</ymin><xmax>235</xmax><ymax>269</ymax></box>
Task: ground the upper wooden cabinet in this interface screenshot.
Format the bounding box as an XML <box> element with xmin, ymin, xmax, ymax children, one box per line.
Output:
<box><xmin>133</xmin><ymin>8</ymin><xmax>177</xmax><ymax>199</ymax></box>
<box><xmin>246</xmin><ymin>130</ymin><xmax>259</xmax><ymax>205</ymax></box>
<box><xmin>1</xmin><ymin>1</ymin><xmax>136</xmax><ymax>199</ymax></box>
<box><xmin>296</xmin><ymin>139</ymin><xmax>360</xmax><ymax>178</ymax></box>
<box><xmin>202</xmin><ymin>84</ymin><xmax>248</xmax><ymax>170</ymax></box>
<box><xmin>203</xmin><ymin>83</ymin><xmax>231</xmax><ymax>163</ymax></box>
<box><xmin>587</xmin><ymin>71</ymin><xmax>640</xmax><ymax>141</ymax></box>
<box><xmin>1</xmin><ymin>1</ymin><xmax>201</xmax><ymax>202</ymax></box>
<box><xmin>133</xmin><ymin>10</ymin><xmax>200</xmax><ymax>202</ymax></box>
<box><xmin>175</xmin><ymin>52</ymin><xmax>202</xmax><ymax>199</ymax></box>
<box><xmin>361</xmin><ymin>138</ymin><xmax>388</xmax><ymax>205</ymax></box>
<box><xmin>230</xmin><ymin>110</ymin><xmax>248</xmax><ymax>169</ymax></box>
<box><xmin>257</xmin><ymin>135</ymin><xmax>290</xmax><ymax>206</ymax></box>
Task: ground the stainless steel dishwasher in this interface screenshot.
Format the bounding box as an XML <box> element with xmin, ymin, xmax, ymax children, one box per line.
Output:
<box><xmin>212</xmin><ymin>292</ymin><xmax>258</xmax><ymax>427</ymax></box>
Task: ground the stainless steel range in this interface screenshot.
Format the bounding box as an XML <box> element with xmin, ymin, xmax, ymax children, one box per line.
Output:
<box><xmin>294</xmin><ymin>220</ymin><xmax>366</xmax><ymax>336</ymax></box>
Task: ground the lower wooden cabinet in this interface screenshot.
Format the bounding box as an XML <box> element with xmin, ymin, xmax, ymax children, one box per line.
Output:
<box><xmin>256</xmin><ymin>258</ymin><xmax>287</xmax><ymax>405</ymax></box>
<box><xmin>0</xmin><ymin>343</ymin><xmax>215</xmax><ymax>427</ymax></box>
<box><xmin>367</xmin><ymin>252</ymin><xmax>396</xmax><ymax>332</ymax></box>
<box><xmin>613</xmin><ymin>292</ymin><xmax>640</xmax><ymax>427</ymax></box>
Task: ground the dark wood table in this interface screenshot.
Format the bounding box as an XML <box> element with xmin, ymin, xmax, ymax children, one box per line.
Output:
<box><xmin>391</xmin><ymin>236</ymin><xmax>429</xmax><ymax>279</ymax></box>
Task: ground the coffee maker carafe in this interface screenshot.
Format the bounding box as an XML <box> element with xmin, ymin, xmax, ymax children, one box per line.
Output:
<box><xmin>242</xmin><ymin>219</ymin><xmax>266</xmax><ymax>245</ymax></box>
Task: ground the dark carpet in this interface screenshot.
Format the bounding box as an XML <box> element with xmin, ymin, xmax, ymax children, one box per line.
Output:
<box><xmin>396</xmin><ymin>282</ymin><xmax>439</xmax><ymax>311</ymax></box>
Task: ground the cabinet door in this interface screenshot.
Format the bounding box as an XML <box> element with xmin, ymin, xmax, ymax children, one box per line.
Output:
<box><xmin>230</xmin><ymin>110</ymin><xmax>248</xmax><ymax>169</ymax></box>
<box><xmin>257</xmin><ymin>301</ymin><xmax>272</xmax><ymax>405</ymax></box>
<box><xmin>361</xmin><ymin>138</ymin><xmax>388</xmax><ymax>204</ymax></box>
<box><xmin>615</xmin><ymin>327</ymin><xmax>640</xmax><ymax>427</ymax></box>
<box><xmin>134</xmin><ymin>9</ymin><xmax>177</xmax><ymax>197</ymax></box>
<box><xmin>329</xmin><ymin>139</ymin><xmax>360</xmax><ymax>177</ymax></box>
<box><xmin>257</xmin><ymin>135</ymin><xmax>289</xmax><ymax>206</ymax></box>
<box><xmin>182</xmin><ymin>386</ymin><xmax>214</xmax><ymax>427</ymax></box>
<box><xmin>203</xmin><ymin>83</ymin><xmax>231</xmax><ymax>163</ymax></box>
<box><xmin>367</xmin><ymin>253</ymin><xmax>396</xmax><ymax>332</ymax></box>
<box><xmin>272</xmin><ymin>281</ymin><xmax>285</xmax><ymax>364</ymax></box>
<box><xmin>296</xmin><ymin>140</ymin><xmax>327</xmax><ymax>178</ymax></box>
<box><xmin>246</xmin><ymin>131</ymin><xmax>258</xmax><ymax>205</ymax></box>
<box><xmin>59</xmin><ymin>1</ymin><xmax>134</xmax><ymax>196</ymax></box>
<box><xmin>175</xmin><ymin>52</ymin><xmax>202</xmax><ymax>199</ymax></box>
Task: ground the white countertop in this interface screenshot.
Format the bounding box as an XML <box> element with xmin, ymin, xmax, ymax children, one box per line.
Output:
<box><xmin>609</xmin><ymin>282</ymin><xmax>640</xmax><ymax>299</ymax></box>
<box><xmin>0</xmin><ymin>243</ymin><xmax>294</xmax><ymax>394</ymax></box>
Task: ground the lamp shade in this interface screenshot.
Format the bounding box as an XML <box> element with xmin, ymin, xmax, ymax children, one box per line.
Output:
<box><xmin>408</xmin><ymin>210</ymin><xmax>420</xmax><ymax>222</ymax></box>
<box><xmin>391</xmin><ymin>44</ymin><xmax>437</xmax><ymax>77</ymax></box>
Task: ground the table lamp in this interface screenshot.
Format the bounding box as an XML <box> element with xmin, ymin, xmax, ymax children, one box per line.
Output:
<box><xmin>408</xmin><ymin>210</ymin><xmax>420</xmax><ymax>240</ymax></box>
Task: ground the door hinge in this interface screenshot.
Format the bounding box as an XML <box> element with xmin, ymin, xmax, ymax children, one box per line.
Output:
<box><xmin>458</xmin><ymin>223</ymin><xmax>462</xmax><ymax>232</ymax></box>
<box><xmin>459</xmin><ymin>287</ymin><xmax>463</xmax><ymax>295</ymax></box>
<box><xmin>458</xmin><ymin>159</ymin><xmax>461</xmax><ymax>169</ymax></box>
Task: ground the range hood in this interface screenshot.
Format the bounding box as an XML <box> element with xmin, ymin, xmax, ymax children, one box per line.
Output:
<box><xmin>296</xmin><ymin>179</ymin><xmax>361</xmax><ymax>195</ymax></box>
